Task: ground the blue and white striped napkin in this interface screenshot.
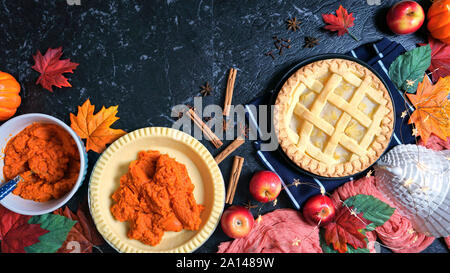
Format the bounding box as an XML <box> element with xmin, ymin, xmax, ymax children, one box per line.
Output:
<box><xmin>245</xmin><ymin>38</ymin><xmax>415</xmax><ymax>209</ymax></box>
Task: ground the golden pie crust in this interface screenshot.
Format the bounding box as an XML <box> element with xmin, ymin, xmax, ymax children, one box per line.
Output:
<box><xmin>274</xmin><ymin>59</ymin><xmax>394</xmax><ymax>177</ymax></box>
<box><xmin>88</xmin><ymin>127</ymin><xmax>225</xmax><ymax>253</ymax></box>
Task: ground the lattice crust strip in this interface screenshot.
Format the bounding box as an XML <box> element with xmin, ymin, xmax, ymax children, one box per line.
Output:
<box><xmin>273</xmin><ymin>59</ymin><xmax>394</xmax><ymax>177</ymax></box>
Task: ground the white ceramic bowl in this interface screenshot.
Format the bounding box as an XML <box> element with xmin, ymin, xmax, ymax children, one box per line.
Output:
<box><xmin>0</xmin><ymin>113</ymin><xmax>87</xmax><ymax>215</ymax></box>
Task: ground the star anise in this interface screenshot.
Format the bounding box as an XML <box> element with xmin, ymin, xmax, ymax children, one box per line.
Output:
<box><xmin>200</xmin><ymin>82</ymin><xmax>213</xmax><ymax>96</ymax></box>
<box><xmin>286</xmin><ymin>17</ymin><xmax>301</xmax><ymax>32</ymax></box>
<box><xmin>243</xmin><ymin>200</ymin><xmax>258</xmax><ymax>209</ymax></box>
<box><xmin>304</xmin><ymin>36</ymin><xmax>319</xmax><ymax>48</ymax></box>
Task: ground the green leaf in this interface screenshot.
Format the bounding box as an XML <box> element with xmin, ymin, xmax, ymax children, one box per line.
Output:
<box><xmin>319</xmin><ymin>194</ymin><xmax>395</xmax><ymax>253</ymax></box>
<box><xmin>343</xmin><ymin>194</ymin><xmax>395</xmax><ymax>228</ymax></box>
<box><xmin>24</xmin><ymin>214</ymin><xmax>76</xmax><ymax>253</ymax></box>
<box><xmin>319</xmin><ymin>229</ymin><xmax>370</xmax><ymax>253</ymax></box>
<box><xmin>388</xmin><ymin>45</ymin><xmax>431</xmax><ymax>93</ymax></box>
<box><xmin>365</xmin><ymin>223</ymin><xmax>377</xmax><ymax>232</ymax></box>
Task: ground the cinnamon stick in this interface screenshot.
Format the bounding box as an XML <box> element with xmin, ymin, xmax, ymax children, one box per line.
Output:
<box><xmin>226</xmin><ymin>156</ymin><xmax>244</xmax><ymax>204</ymax></box>
<box><xmin>223</xmin><ymin>68</ymin><xmax>237</xmax><ymax>116</ymax></box>
<box><xmin>215</xmin><ymin>136</ymin><xmax>245</xmax><ymax>164</ymax></box>
<box><xmin>186</xmin><ymin>108</ymin><xmax>223</xmax><ymax>148</ymax></box>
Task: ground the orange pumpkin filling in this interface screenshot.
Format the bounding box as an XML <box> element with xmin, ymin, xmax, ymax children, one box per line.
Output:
<box><xmin>3</xmin><ymin>123</ymin><xmax>80</xmax><ymax>202</ymax></box>
<box><xmin>110</xmin><ymin>150</ymin><xmax>204</xmax><ymax>246</ymax></box>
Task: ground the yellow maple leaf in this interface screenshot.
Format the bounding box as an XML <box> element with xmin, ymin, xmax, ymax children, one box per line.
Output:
<box><xmin>70</xmin><ymin>99</ymin><xmax>127</xmax><ymax>153</ymax></box>
<box><xmin>406</xmin><ymin>76</ymin><xmax>450</xmax><ymax>144</ymax></box>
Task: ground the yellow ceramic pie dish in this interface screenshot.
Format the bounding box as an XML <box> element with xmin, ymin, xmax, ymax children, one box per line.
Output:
<box><xmin>88</xmin><ymin>127</ymin><xmax>225</xmax><ymax>253</ymax></box>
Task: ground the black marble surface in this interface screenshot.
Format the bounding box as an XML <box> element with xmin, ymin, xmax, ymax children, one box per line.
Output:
<box><xmin>0</xmin><ymin>0</ymin><xmax>447</xmax><ymax>253</ymax></box>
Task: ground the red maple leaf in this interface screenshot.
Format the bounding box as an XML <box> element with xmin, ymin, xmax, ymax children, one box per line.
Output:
<box><xmin>322</xmin><ymin>5</ymin><xmax>358</xmax><ymax>40</ymax></box>
<box><xmin>323</xmin><ymin>206</ymin><xmax>369</xmax><ymax>253</ymax></box>
<box><xmin>418</xmin><ymin>36</ymin><xmax>450</xmax><ymax>83</ymax></box>
<box><xmin>54</xmin><ymin>202</ymin><xmax>103</xmax><ymax>253</ymax></box>
<box><xmin>0</xmin><ymin>205</ymin><xmax>48</xmax><ymax>253</ymax></box>
<box><xmin>31</xmin><ymin>47</ymin><xmax>79</xmax><ymax>92</ymax></box>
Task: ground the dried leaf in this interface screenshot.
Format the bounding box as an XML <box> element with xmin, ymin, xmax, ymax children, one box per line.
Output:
<box><xmin>0</xmin><ymin>205</ymin><xmax>48</xmax><ymax>253</ymax></box>
<box><xmin>31</xmin><ymin>47</ymin><xmax>79</xmax><ymax>92</ymax></box>
<box><xmin>54</xmin><ymin>203</ymin><xmax>103</xmax><ymax>253</ymax></box>
<box><xmin>418</xmin><ymin>36</ymin><xmax>450</xmax><ymax>83</ymax></box>
<box><xmin>25</xmin><ymin>214</ymin><xmax>76</xmax><ymax>253</ymax></box>
<box><xmin>70</xmin><ymin>99</ymin><xmax>127</xmax><ymax>153</ymax></box>
<box><xmin>322</xmin><ymin>5</ymin><xmax>357</xmax><ymax>39</ymax></box>
<box><xmin>406</xmin><ymin>76</ymin><xmax>450</xmax><ymax>144</ymax></box>
<box><xmin>323</xmin><ymin>207</ymin><xmax>369</xmax><ymax>253</ymax></box>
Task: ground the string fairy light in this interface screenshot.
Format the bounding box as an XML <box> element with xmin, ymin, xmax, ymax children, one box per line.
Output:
<box><xmin>284</xmin><ymin>178</ymin><xmax>425</xmax><ymax>252</ymax></box>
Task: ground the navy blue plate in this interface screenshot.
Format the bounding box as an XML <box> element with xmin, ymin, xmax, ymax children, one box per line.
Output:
<box><xmin>269</xmin><ymin>53</ymin><xmax>396</xmax><ymax>180</ymax></box>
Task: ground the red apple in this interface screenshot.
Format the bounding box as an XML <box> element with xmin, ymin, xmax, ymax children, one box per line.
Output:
<box><xmin>249</xmin><ymin>170</ymin><xmax>282</xmax><ymax>203</ymax></box>
<box><xmin>386</xmin><ymin>1</ymin><xmax>425</xmax><ymax>35</ymax></box>
<box><xmin>220</xmin><ymin>206</ymin><xmax>254</xmax><ymax>238</ymax></box>
<box><xmin>302</xmin><ymin>194</ymin><xmax>336</xmax><ymax>226</ymax></box>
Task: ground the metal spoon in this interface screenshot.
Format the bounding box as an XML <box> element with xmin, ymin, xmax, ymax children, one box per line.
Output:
<box><xmin>0</xmin><ymin>175</ymin><xmax>24</xmax><ymax>201</ymax></box>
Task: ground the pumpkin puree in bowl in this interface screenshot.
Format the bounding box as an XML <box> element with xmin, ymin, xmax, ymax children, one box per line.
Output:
<box><xmin>3</xmin><ymin>123</ymin><xmax>80</xmax><ymax>202</ymax></box>
<box><xmin>110</xmin><ymin>150</ymin><xmax>204</xmax><ymax>246</ymax></box>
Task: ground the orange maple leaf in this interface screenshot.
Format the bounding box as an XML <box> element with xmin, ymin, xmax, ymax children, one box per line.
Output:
<box><xmin>406</xmin><ymin>76</ymin><xmax>450</xmax><ymax>144</ymax></box>
<box><xmin>70</xmin><ymin>99</ymin><xmax>126</xmax><ymax>153</ymax></box>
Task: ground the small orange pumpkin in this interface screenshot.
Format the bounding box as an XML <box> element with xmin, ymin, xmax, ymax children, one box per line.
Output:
<box><xmin>427</xmin><ymin>0</ymin><xmax>450</xmax><ymax>44</ymax></box>
<box><xmin>0</xmin><ymin>71</ymin><xmax>21</xmax><ymax>121</ymax></box>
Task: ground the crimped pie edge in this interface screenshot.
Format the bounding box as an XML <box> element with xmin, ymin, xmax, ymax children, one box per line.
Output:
<box><xmin>88</xmin><ymin>127</ymin><xmax>225</xmax><ymax>253</ymax></box>
<box><xmin>273</xmin><ymin>58</ymin><xmax>394</xmax><ymax>177</ymax></box>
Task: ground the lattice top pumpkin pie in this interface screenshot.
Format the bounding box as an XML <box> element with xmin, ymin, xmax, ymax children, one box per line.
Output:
<box><xmin>274</xmin><ymin>59</ymin><xmax>394</xmax><ymax>177</ymax></box>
